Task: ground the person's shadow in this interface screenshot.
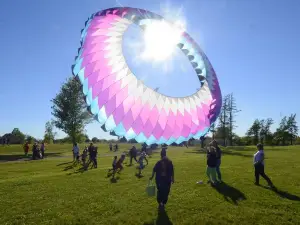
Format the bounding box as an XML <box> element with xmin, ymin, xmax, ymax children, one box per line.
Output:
<box><xmin>212</xmin><ymin>182</ymin><xmax>247</xmax><ymax>205</ymax></box>
<box><xmin>143</xmin><ymin>209</ymin><xmax>173</xmax><ymax>225</ymax></box>
<box><xmin>260</xmin><ymin>186</ymin><xmax>300</xmax><ymax>201</ymax></box>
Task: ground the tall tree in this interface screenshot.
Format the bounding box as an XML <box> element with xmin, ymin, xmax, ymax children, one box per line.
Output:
<box><xmin>259</xmin><ymin>118</ymin><xmax>274</xmax><ymax>144</ymax></box>
<box><xmin>51</xmin><ymin>77</ymin><xmax>92</xmax><ymax>144</ymax></box>
<box><xmin>11</xmin><ymin>128</ymin><xmax>25</xmax><ymax>144</ymax></box>
<box><xmin>227</xmin><ymin>93</ymin><xmax>241</xmax><ymax>146</ymax></box>
<box><xmin>44</xmin><ymin>121</ymin><xmax>56</xmax><ymax>144</ymax></box>
<box><xmin>218</xmin><ymin>94</ymin><xmax>230</xmax><ymax>146</ymax></box>
<box><xmin>286</xmin><ymin>114</ymin><xmax>298</xmax><ymax>145</ymax></box>
<box><xmin>246</xmin><ymin>119</ymin><xmax>261</xmax><ymax>145</ymax></box>
<box><xmin>274</xmin><ymin>116</ymin><xmax>290</xmax><ymax>145</ymax></box>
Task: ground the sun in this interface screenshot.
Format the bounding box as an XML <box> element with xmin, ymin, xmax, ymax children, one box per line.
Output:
<box><xmin>141</xmin><ymin>20</ymin><xmax>185</xmax><ymax>61</ymax></box>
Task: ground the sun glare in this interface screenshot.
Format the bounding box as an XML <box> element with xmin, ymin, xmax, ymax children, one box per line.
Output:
<box><xmin>141</xmin><ymin>20</ymin><xmax>185</xmax><ymax>61</ymax></box>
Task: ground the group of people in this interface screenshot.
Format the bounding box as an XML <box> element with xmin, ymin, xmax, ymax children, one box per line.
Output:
<box><xmin>148</xmin><ymin>141</ymin><xmax>276</xmax><ymax>211</ymax></box>
<box><xmin>204</xmin><ymin>140</ymin><xmax>274</xmax><ymax>188</ymax></box>
<box><xmin>23</xmin><ymin>141</ymin><xmax>45</xmax><ymax>160</ymax></box>
<box><xmin>109</xmin><ymin>143</ymin><xmax>119</xmax><ymax>152</ymax></box>
<box><xmin>107</xmin><ymin>144</ymin><xmax>150</xmax><ymax>178</ymax></box>
<box><xmin>72</xmin><ymin>142</ymin><xmax>98</xmax><ymax>169</ymax></box>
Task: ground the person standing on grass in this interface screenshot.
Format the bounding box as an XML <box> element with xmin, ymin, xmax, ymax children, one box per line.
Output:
<box><xmin>109</xmin><ymin>143</ymin><xmax>113</xmax><ymax>151</ymax></box>
<box><xmin>40</xmin><ymin>142</ymin><xmax>45</xmax><ymax>159</ymax></box>
<box><xmin>88</xmin><ymin>143</ymin><xmax>98</xmax><ymax>168</ymax></box>
<box><xmin>24</xmin><ymin>141</ymin><xmax>29</xmax><ymax>156</ymax></box>
<box><xmin>73</xmin><ymin>143</ymin><xmax>80</xmax><ymax>162</ymax></box>
<box><xmin>206</xmin><ymin>146</ymin><xmax>218</xmax><ymax>186</ymax></box>
<box><xmin>253</xmin><ymin>143</ymin><xmax>275</xmax><ymax>188</ymax></box>
<box><xmin>129</xmin><ymin>145</ymin><xmax>138</xmax><ymax>165</ymax></box>
<box><xmin>211</xmin><ymin>140</ymin><xmax>222</xmax><ymax>182</ymax></box>
<box><xmin>81</xmin><ymin>147</ymin><xmax>88</xmax><ymax>168</ymax></box>
<box><xmin>32</xmin><ymin>142</ymin><xmax>39</xmax><ymax>160</ymax></box>
<box><xmin>150</xmin><ymin>149</ymin><xmax>174</xmax><ymax>211</ymax></box>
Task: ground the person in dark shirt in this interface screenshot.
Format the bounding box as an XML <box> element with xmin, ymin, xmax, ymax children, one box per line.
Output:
<box><xmin>88</xmin><ymin>143</ymin><xmax>98</xmax><ymax>168</ymax></box>
<box><xmin>32</xmin><ymin>142</ymin><xmax>39</xmax><ymax>160</ymax></box>
<box><xmin>150</xmin><ymin>150</ymin><xmax>174</xmax><ymax>210</ymax></box>
<box><xmin>211</xmin><ymin>140</ymin><xmax>222</xmax><ymax>182</ymax></box>
<box><xmin>129</xmin><ymin>145</ymin><xmax>138</xmax><ymax>166</ymax></box>
<box><xmin>206</xmin><ymin>146</ymin><xmax>217</xmax><ymax>185</ymax></box>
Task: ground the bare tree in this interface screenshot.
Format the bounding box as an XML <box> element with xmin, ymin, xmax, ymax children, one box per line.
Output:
<box><xmin>218</xmin><ymin>94</ymin><xmax>230</xmax><ymax>146</ymax></box>
<box><xmin>227</xmin><ymin>93</ymin><xmax>241</xmax><ymax>146</ymax></box>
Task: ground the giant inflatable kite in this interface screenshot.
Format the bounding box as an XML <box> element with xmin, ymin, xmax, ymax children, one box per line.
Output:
<box><xmin>72</xmin><ymin>7</ymin><xmax>222</xmax><ymax>145</ymax></box>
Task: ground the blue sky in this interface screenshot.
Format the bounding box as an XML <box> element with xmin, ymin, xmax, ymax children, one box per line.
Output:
<box><xmin>0</xmin><ymin>0</ymin><xmax>299</xmax><ymax>139</ymax></box>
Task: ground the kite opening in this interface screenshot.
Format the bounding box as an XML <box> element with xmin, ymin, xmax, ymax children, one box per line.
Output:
<box><xmin>141</xmin><ymin>20</ymin><xmax>185</xmax><ymax>61</ymax></box>
<box><xmin>122</xmin><ymin>23</ymin><xmax>199</xmax><ymax>98</ymax></box>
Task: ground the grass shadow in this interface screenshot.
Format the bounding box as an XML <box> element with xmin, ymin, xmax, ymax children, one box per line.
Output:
<box><xmin>56</xmin><ymin>161</ymin><xmax>73</xmax><ymax>166</ymax></box>
<box><xmin>135</xmin><ymin>173</ymin><xmax>144</xmax><ymax>179</ymax></box>
<box><xmin>0</xmin><ymin>152</ymin><xmax>63</xmax><ymax>162</ymax></box>
<box><xmin>261</xmin><ymin>186</ymin><xmax>300</xmax><ymax>201</ymax></box>
<box><xmin>143</xmin><ymin>209</ymin><xmax>173</xmax><ymax>225</ymax></box>
<box><xmin>110</xmin><ymin>177</ymin><xmax>120</xmax><ymax>183</ymax></box>
<box><xmin>212</xmin><ymin>182</ymin><xmax>247</xmax><ymax>205</ymax></box>
<box><xmin>185</xmin><ymin>149</ymin><xmax>206</xmax><ymax>155</ymax></box>
<box><xmin>221</xmin><ymin>150</ymin><xmax>253</xmax><ymax>158</ymax></box>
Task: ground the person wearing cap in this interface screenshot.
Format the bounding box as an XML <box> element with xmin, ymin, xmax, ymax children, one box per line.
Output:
<box><xmin>150</xmin><ymin>149</ymin><xmax>174</xmax><ymax>210</ymax></box>
<box><xmin>253</xmin><ymin>143</ymin><xmax>274</xmax><ymax>188</ymax></box>
<box><xmin>210</xmin><ymin>140</ymin><xmax>222</xmax><ymax>182</ymax></box>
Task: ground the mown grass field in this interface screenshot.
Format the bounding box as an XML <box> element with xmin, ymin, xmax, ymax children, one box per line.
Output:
<box><xmin>0</xmin><ymin>144</ymin><xmax>299</xmax><ymax>225</ymax></box>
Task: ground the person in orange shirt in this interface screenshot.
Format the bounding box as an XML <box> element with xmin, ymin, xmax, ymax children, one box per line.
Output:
<box><xmin>24</xmin><ymin>142</ymin><xmax>29</xmax><ymax>156</ymax></box>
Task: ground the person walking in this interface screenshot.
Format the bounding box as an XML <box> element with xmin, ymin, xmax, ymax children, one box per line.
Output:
<box><xmin>24</xmin><ymin>141</ymin><xmax>29</xmax><ymax>157</ymax></box>
<box><xmin>40</xmin><ymin>142</ymin><xmax>45</xmax><ymax>159</ymax></box>
<box><xmin>73</xmin><ymin>143</ymin><xmax>80</xmax><ymax>162</ymax></box>
<box><xmin>88</xmin><ymin>143</ymin><xmax>98</xmax><ymax>168</ymax></box>
<box><xmin>150</xmin><ymin>149</ymin><xmax>174</xmax><ymax>211</ymax></box>
<box><xmin>253</xmin><ymin>143</ymin><xmax>275</xmax><ymax>188</ymax></box>
<box><xmin>129</xmin><ymin>145</ymin><xmax>138</xmax><ymax>165</ymax></box>
<box><xmin>211</xmin><ymin>140</ymin><xmax>222</xmax><ymax>182</ymax></box>
<box><xmin>206</xmin><ymin>145</ymin><xmax>218</xmax><ymax>185</ymax></box>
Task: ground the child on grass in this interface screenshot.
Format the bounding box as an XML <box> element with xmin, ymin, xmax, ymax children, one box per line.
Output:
<box><xmin>112</xmin><ymin>153</ymin><xmax>126</xmax><ymax>178</ymax></box>
<box><xmin>81</xmin><ymin>147</ymin><xmax>88</xmax><ymax>168</ymax></box>
<box><xmin>206</xmin><ymin>145</ymin><xmax>218</xmax><ymax>185</ymax></box>
<box><xmin>108</xmin><ymin>156</ymin><xmax>118</xmax><ymax>173</ymax></box>
<box><xmin>137</xmin><ymin>151</ymin><xmax>147</xmax><ymax>176</ymax></box>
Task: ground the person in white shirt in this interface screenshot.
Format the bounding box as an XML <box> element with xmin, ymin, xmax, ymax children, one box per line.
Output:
<box><xmin>73</xmin><ymin>143</ymin><xmax>80</xmax><ymax>162</ymax></box>
<box><xmin>253</xmin><ymin>143</ymin><xmax>274</xmax><ymax>188</ymax></box>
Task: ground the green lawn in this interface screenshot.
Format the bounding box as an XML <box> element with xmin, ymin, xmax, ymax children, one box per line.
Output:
<box><xmin>0</xmin><ymin>144</ymin><xmax>299</xmax><ymax>225</ymax></box>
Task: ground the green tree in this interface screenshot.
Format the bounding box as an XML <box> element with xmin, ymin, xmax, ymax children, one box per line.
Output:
<box><xmin>274</xmin><ymin>115</ymin><xmax>297</xmax><ymax>145</ymax></box>
<box><xmin>259</xmin><ymin>118</ymin><xmax>274</xmax><ymax>144</ymax></box>
<box><xmin>44</xmin><ymin>121</ymin><xmax>56</xmax><ymax>144</ymax></box>
<box><xmin>246</xmin><ymin>119</ymin><xmax>261</xmax><ymax>145</ymax></box>
<box><xmin>295</xmin><ymin>136</ymin><xmax>300</xmax><ymax>145</ymax></box>
<box><xmin>286</xmin><ymin>114</ymin><xmax>298</xmax><ymax>145</ymax></box>
<box><xmin>92</xmin><ymin>137</ymin><xmax>99</xmax><ymax>143</ymax></box>
<box><xmin>25</xmin><ymin>135</ymin><xmax>35</xmax><ymax>144</ymax></box>
<box><xmin>51</xmin><ymin>77</ymin><xmax>92</xmax><ymax>144</ymax></box>
<box><xmin>11</xmin><ymin>128</ymin><xmax>25</xmax><ymax>144</ymax></box>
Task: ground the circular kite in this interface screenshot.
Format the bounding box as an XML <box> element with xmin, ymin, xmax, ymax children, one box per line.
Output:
<box><xmin>72</xmin><ymin>7</ymin><xmax>222</xmax><ymax>145</ymax></box>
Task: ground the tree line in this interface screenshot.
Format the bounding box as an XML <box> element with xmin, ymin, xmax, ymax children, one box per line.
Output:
<box><xmin>1</xmin><ymin>77</ymin><xmax>299</xmax><ymax>146</ymax></box>
<box><xmin>213</xmin><ymin>94</ymin><xmax>299</xmax><ymax>146</ymax></box>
